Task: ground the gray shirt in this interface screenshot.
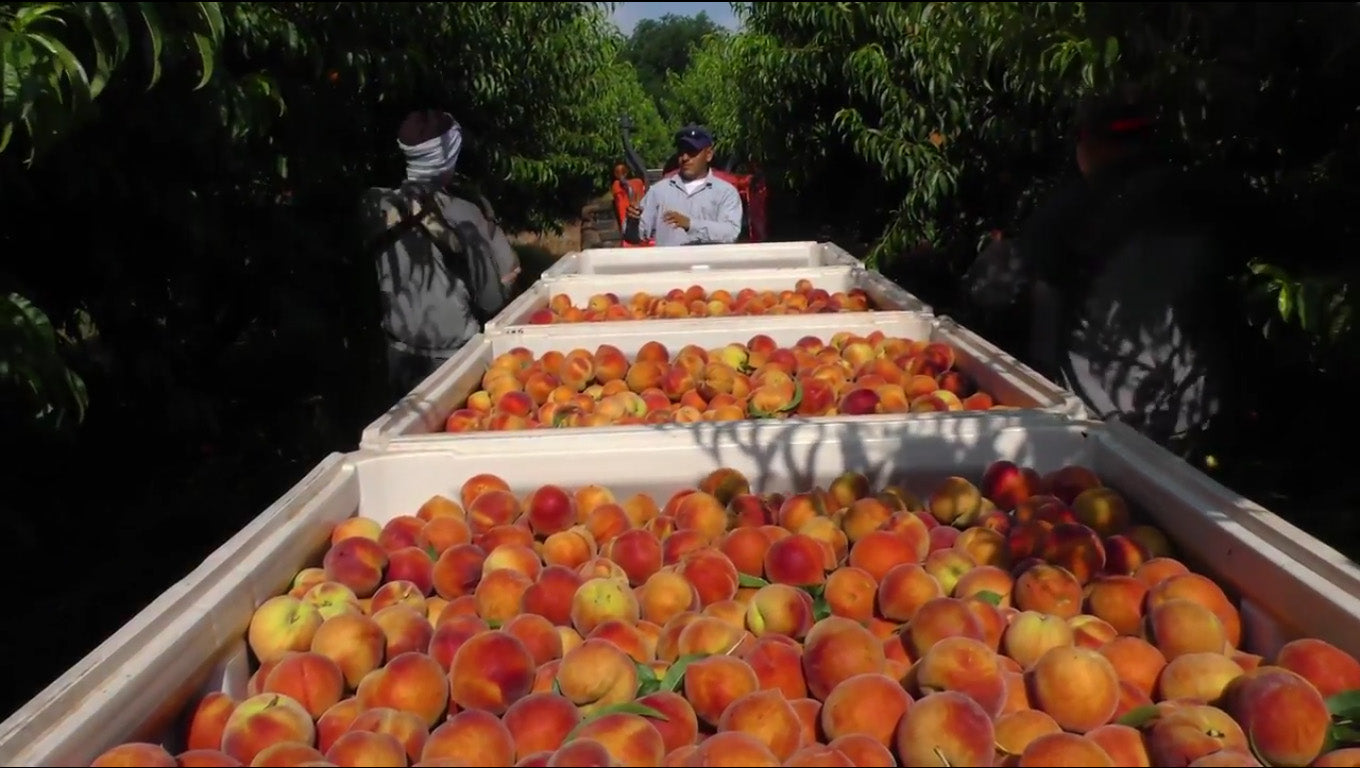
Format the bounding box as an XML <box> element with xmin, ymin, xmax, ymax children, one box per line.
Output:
<box><xmin>636</xmin><ymin>172</ymin><xmax>744</xmax><ymax>246</ymax></box>
<box><xmin>361</xmin><ymin>183</ymin><xmax>521</xmax><ymax>359</ymax></box>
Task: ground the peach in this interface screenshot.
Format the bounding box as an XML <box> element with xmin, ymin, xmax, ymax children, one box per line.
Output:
<box><xmin>1084</xmin><ymin>574</ymin><xmax>1149</xmax><ymax>636</ymax></box>
<box><xmin>912</xmin><ymin>636</ymin><xmax>1007</xmax><ymax>717</ymax></box>
<box><xmin>902</xmin><ymin>597</ymin><xmax>985</xmax><ymax>658</ymax></box>
<box><xmin>546</xmin><ymin>738</ymin><xmax>616</xmax><ymax>767</ymax></box>
<box><xmin>185</xmin><ymin>692</ymin><xmax>238</xmax><ymax>752</ymax></box>
<box><xmin>1222</xmin><ymin>667</ymin><xmax>1331</xmax><ymax>767</ymax></box>
<box><xmin>784</xmin><ymin>745</ymin><xmax>855</xmax><ymax>767</ymax></box>
<box><xmin>802</xmin><ymin>617</ymin><xmax>888</xmax><ymax>700</ymax></box>
<box><xmin>674</xmin><ymin>548</ymin><xmax>740</xmax><ymax>606</ymax></box>
<box><xmin>820</xmin><ymin>672</ymin><xmax>913</xmax><ymax>747</ymax></box>
<box><xmin>684</xmin><ymin>655</ymin><xmax>760</xmax><ymax>726</ymax></box>
<box><xmin>827</xmin><ymin>734</ymin><xmax>895</xmax><ymax>767</ymax></box>
<box><xmin>504</xmin><ymin>613</ymin><xmax>565</xmax><ymax>666</ymax></box>
<box><xmin>745</xmin><ymin>583</ymin><xmax>814</xmax><ymax>639</ymax></box>
<box><xmin>174</xmin><ymin>750</ymin><xmax>244</xmax><ymax>767</ymax></box>
<box><xmin>331</xmin><ymin>517</ymin><xmax>382</xmax><ymax>545</ymax></box>
<box><xmin>370</xmin><ymin>579</ymin><xmax>427</xmax><ymax>614</ymax></box>
<box><xmin>634</xmin><ymin>690</ymin><xmax>699</xmax><ymax>754</ymax></box>
<box><xmin>606</xmin><ymin>529</ymin><xmax>663</xmax><ymax>587</ymax></box>
<box><xmin>1146</xmin><ymin>573</ymin><xmax>1243</xmax><ymax>648</ymax></box>
<box><xmin>447</xmin><ymin>630</ymin><xmax>534</xmax><ymax>715</ymax></box>
<box><xmin>952</xmin><ymin>564</ymin><xmax>1013</xmax><ymax>607</ymax></box>
<box><xmin>1072</xmin><ymin>487</ymin><xmax>1130</xmax><ymax>537</ymax></box>
<box><xmin>1274</xmin><ymin>637</ymin><xmax>1360</xmax><ymax>697</ymax></box>
<box><xmin>325</xmin><ymin>730</ymin><xmax>406</xmax><ymax>766</ymax></box>
<box><xmin>522</xmin><ymin>565</ymin><xmax>585</xmax><ymax>626</ymax></box>
<box><xmin>923</xmin><ymin>548</ymin><xmax>974</xmax><ymax>594</ymax></box>
<box><xmin>685</xmin><ymin>731</ymin><xmax>780</xmax><ymax>766</ymax></box>
<box><xmin>1026</xmin><ymin>645</ymin><xmax>1120</xmax><ymax>733</ymax></box>
<box><xmin>638</xmin><ymin>570</ymin><xmax>701</xmax><ymax>626</ymax></box>
<box><xmin>876</xmin><ymin>563</ymin><xmax>944</xmax><ymax>623</ymax></box>
<box><xmin>1187</xmin><ymin>749</ymin><xmax>1263</xmax><ymax>766</ymax></box>
<box><xmin>220</xmin><ymin>693</ymin><xmax>316</xmax><ymax>765</ymax></box>
<box><xmin>893</xmin><ymin>690</ymin><xmax>995</xmax><ymax>768</ymax></box>
<box><xmin>1135</xmin><ymin>556</ymin><xmax>1191</xmax><ymax>587</ymax></box>
<box><xmin>1040</xmin><ymin>523</ymin><xmax>1106</xmax><ymax>585</ymax></box>
<box><xmin>981</xmin><ymin>460</ymin><xmax>1039</xmax><ymax>512</ymax></box>
<box><xmin>556</xmin><ymin>637</ymin><xmax>638</xmax><ymax>715</ymax></box>
<box><xmin>315</xmin><ymin>697</ymin><xmax>362</xmax><ymax>753</ymax></box>
<box><xmin>994</xmin><ymin>709</ymin><xmax>1062</xmax><ymax>760</ymax></box>
<box><xmin>89</xmin><ymin>744</ymin><xmax>178</xmax><ymax>767</ymax></box>
<box><xmin>372</xmin><ymin>604</ymin><xmax>434</xmax><ymax>659</ymax></box>
<box><xmin>717</xmin><ymin>688</ymin><xmax>803</xmax><ymax>761</ymax></box>
<box><xmin>341</xmin><ymin>711</ymin><xmax>425</xmax><ymax>763</ymax></box>
<box><xmin>954</xmin><ymin>526</ymin><xmax>1009</xmax><ymax>569</ymax></box>
<box><xmin>428</xmin><ymin>614</ymin><xmax>488</xmax><ymax>672</ymax></box>
<box><xmin>262</xmin><ymin>651</ymin><xmax>346</xmax><ymax>718</ymax></box>
<box><xmin>588</xmin><ymin>618</ymin><xmax>653</xmax><ymax>662</ymax></box>
<box><xmin>744</xmin><ymin>634</ymin><xmax>809</xmax><ymax>700</ymax></box>
<box><xmin>720</xmin><ymin>526</ymin><xmax>773</xmax><ymax>577</ymax></box>
<box><xmin>572</xmin><ymin>712</ymin><xmax>667</xmax><ymax>766</ymax></box>
<box><xmin>247</xmin><ymin>595</ymin><xmax>324</xmax><ymax>665</ymax></box>
<box><xmin>848</xmin><ymin>527</ymin><xmax>924</xmax><ymax>581</ymax></box>
<box><xmin>1103</xmin><ymin>535</ymin><xmax>1150</xmax><ymax>576</ymax></box>
<box><xmin>1145</xmin><ymin>704</ymin><xmax>1248</xmax><ymax>767</ymax></box>
<box><xmin>431</xmin><ymin>543</ymin><xmax>487</xmax><ymax>600</ymax></box>
<box><xmin>542</xmin><ymin>527</ymin><xmax>597</xmax><ymax>569</ymax></box>
<box><xmin>1144</xmin><ymin>599</ymin><xmax>1228</xmax><ymax>661</ymax></box>
<box><xmin>1157</xmin><ymin>652</ymin><xmax>1244</xmax><ymax>703</ymax></box>
<box><xmin>1017</xmin><ymin>732</ymin><xmax>1115</xmax><ymax>766</ymax></box>
<box><xmin>928</xmin><ymin>476</ymin><xmax>983</xmax><ymax>526</ymax></box>
<box><xmin>570</xmin><ymin>576</ymin><xmax>641</xmax><ymax>637</ymax></box>
<box><xmin>1086</xmin><ymin>723</ymin><xmax>1151</xmax><ymax>767</ymax></box>
<box><xmin>1100</xmin><ymin>635</ymin><xmax>1168</xmax><ymax>697</ymax></box>
<box><xmin>677</xmin><ymin>615</ymin><xmax>745</xmax><ymax>657</ymax></box>
<box><xmin>1070</xmin><ymin>615</ymin><xmax>1119</xmax><ymax>649</ymax></box>
<box><xmin>1314</xmin><ymin>749</ymin><xmax>1360</xmax><ymax>767</ymax></box>
<box><xmin>1014</xmin><ymin>562</ymin><xmax>1084</xmax><ymax>618</ymax></box>
<box><xmin>822</xmin><ymin>565</ymin><xmax>877</xmax><ymax>623</ymax></box>
<box><xmin>303</xmin><ymin>581</ymin><xmax>362</xmax><ymax>620</ymax></box>
<box><xmin>419</xmin><ymin>707</ymin><xmax>514</xmax><ymax>764</ymax></box>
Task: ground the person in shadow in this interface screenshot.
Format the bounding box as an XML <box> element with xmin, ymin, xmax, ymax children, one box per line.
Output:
<box><xmin>360</xmin><ymin>110</ymin><xmax>522</xmax><ymax>401</ymax></box>
<box><xmin>963</xmin><ymin>87</ymin><xmax>1252</xmax><ymax>459</ymax></box>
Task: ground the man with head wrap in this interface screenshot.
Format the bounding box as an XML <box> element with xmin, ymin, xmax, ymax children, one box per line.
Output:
<box><xmin>362</xmin><ymin>110</ymin><xmax>521</xmax><ymax>399</ymax></box>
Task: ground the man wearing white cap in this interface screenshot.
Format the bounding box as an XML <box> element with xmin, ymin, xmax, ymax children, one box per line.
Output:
<box><xmin>362</xmin><ymin>110</ymin><xmax>521</xmax><ymax>399</ymax></box>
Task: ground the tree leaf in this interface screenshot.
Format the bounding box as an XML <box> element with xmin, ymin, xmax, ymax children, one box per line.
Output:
<box><xmin>738</xmin><ymin>573</ymin><xmax>770</xmax><ymax>588</ymax></box>
<box><xmin>659</xmin><ymin>653</ymin><xmax>707</xmax><ymax>693</ymax></box>
<box><xmin>1116</xmin><ymin>705</ymin><xmax>1162</xmax><ymax>729</ymax></box>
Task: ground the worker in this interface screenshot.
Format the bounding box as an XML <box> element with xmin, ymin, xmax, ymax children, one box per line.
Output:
<box><xmin>624</xmin><ymin>124</ymin><xmax>744</xmax><ymax>246</ymax></box>
<box><xmin>360</xmin><ymin>109</ymin><xmax>521</xmax><ymax>399</ymax></box>
<box><xmin>962</xmin><ymin>87</ymin><xmax>1247</xmax><ymax>458</ymax></box>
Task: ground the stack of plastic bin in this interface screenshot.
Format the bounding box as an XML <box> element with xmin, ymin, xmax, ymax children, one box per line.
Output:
<box><xmin>5</xmin><ymin>241</ymin><xmax>1360</xmax><ymax>767</ymax></box>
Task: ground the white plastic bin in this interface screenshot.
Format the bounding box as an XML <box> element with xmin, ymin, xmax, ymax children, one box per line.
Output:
<box><xmin>358</xmin><ymin>313</ymin><xmax>1088</xmax><ymax>451</ymax></box>
<box><xmin>485</xmin><ymin>266</ymin><xmax>931</xmax><ymax>331</ymax></box>
<box><xmin>4</xmin><ymin>415</ymin><xmax>1359</xmax><ymax>766</ymax></box>
<box><xmin>541</xmin><ymin>240</ymin><xmax>862</xmax><ymax>279</ymax></box>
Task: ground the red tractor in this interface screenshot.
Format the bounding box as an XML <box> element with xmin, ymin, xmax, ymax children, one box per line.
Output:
<box><xmin>579</xmin><ymin>115</ymin><xmax>769</xmax><ymax>249</ymax></box>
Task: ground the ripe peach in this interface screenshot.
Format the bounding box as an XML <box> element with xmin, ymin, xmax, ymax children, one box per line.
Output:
<box><xmin>902</xmin><ymin>597</ymin><xmax>985</xmax><ymax>658</ymax></box>
<box><xmin>1086</xmin><ymin>723</ymin><xmax>1150</xmax><ymax>767</ymax></box>
<box><xmin>820</xmin><ymin>672</ymin><xmax>913</xmax><ymax>747</ymax></box>
<box><xmin>823</xmin><ymin>565</ymin><xmax>877</xmax><ymax>623</ymax></box>
<box><xmin>371</xmin><ymin>604</ymin><xmax>434</xmax><ymax>659</ymax></box>
<box><xmin>89</xmin><ymin>744</ymin><xmax>178</xmax><ymax>767</ymax></box>
<box><xmin>1084</xmin><ymin>574</ymin><xmax>1149</xmax><ymax>636</ymax></box>
<box><xmin>504</xmin><ymin>613</ymin><xmax>565</xmax><ymax>666</ymax></box>
<box><xmin>784</xmin><ymin>745</ymin><xmax>855</xmax><ymax>767</ymax></box>
<box><xmin>447</xmin><ymin>630</ymin><xmax>534</xmax><ymax>715</ymax></box>
<box><xmin>826</xmin><ymin>734</ymin><xmax>895</xmax><ymax>767</ymax></box>
<box><xmin>1070</xmin><ymin>615</ymin><xmax>1119</xmax><ymax>649</ymax></box>
<box><xmin>569</xmin><ymin>712</ymin><xmax>666</xmax><ymax>766</ymax></box>
<box><xmin>952</xmin><ymin>564</ymin><xmax>1013</xmax><ymax>606</ymax></box>
<box><xmin>1314</xmin><ymin>749</ymin><xmax>1360</xmax><ymax>767</ymax></box>
<box><xmin>763</xmin><ymin>533</ymin><xmax>829</xmax><ymax>586</ymax></box>
<box><xmin>556</xmin><ymin>637</ymin><xmax>638</xmax><ymax>715</ymax></box>
<box><xmin>371</xmin><ymin>579</ymin><xmax>427</xmax><ymax>615</ymax></box>
<box><xmin>745</xmin><ymin>582</ymin><xmax>814</xmax><ymax>639</ymax></box>
<box><xmin>927</xmin><ymin>476</ymin><xmax>982</xmax><ymax>526</ymax></box>
<box><xmin>262</xmin><ymin>651</ymin><xmax>345</xmax><ymax>718</ymax></box>
<box><xmin>315</xmin><ymin>697</ymin><xmax>362</xmax><ymax>753</ymax></box>
<box><xmin>922</xmin><ymin>548</ymin><xmax>973</xmax><ymax>595</ymax></box>
<box><xmin>1143</xmin><ymin>599</ymin><xmax>1228</xmax><ymax>661</ymax></box>
<box><xmin>1146</xmin><ymin>573</ymin><xmax>1242</xmax><ymax>648</ymax></box>
<box><xmin>685</xmin><ymin>731</ymin><xmax>780</xmax><ymax>766</ymax></box>
<box><xmin>684</xmin><ymin>655</ymin><xmax>760</xmax><ymax>726</ymax></box>
<box><xmin>994</xmin><ymin>709</ymin><xmax>1062</xmax><ymax>760</ymax></box>
<box><xmin>326</xmin><ymin>730</ymin><xmax>406</xmax><ymax>766</ymax></box>
<box><xmin>1014</xmin><ymin>562</ymin><xmax>1084</xmax><ymax>618</ymax></box>
<box><xmin>876</xmin><ymin>563</ymin><xmax>944</xmax><ymax>623</ymax></box>
<box><xmin>634</xmin><ymin>690</ymin><xmax>699</xmax><ymax>754</ymax></box>
<box><xmin>422</xmin><ymin>708</ymin><xmax>515</xmax><ymax>764</ymax></box>
<box><xmin>677</xmin><ymin>615</ymin><xmax>745</xmax><ymax>657</ymax></box>
<box><xmin>185</xmin><ymin>692</ymin><xmax>237</xmax><ymax>752</ymax></box>
<box><xmin>1103</xmin><ymin>535</ymin><xmax>1150</xmax><ymax>576</ymax></box>
<box><xmin>674</xmin><ymin>548</ymin><xmax>740</xmax><ymax>606</ymax></box>
<box><xmin>717</xmin><ymin>688</ymin><xmax>803</xmax><ymax>761</ymax></box>
<box><xmin>893</xmin><ymin>690</ymin><xmax>995</xmax><ymax>767</ymax></box>
<box><xmin>1157</xmin><ymin>652</ymin><xmax>1244</xmax><ymax>703</ymax></box>
<box><xmin>1187</xmin><ymin>749</ymin><xmax>1263</xmax><ymax>766</ymax></box>
<box><xmin>1017</xmin><ymin>732</ymin><xmax>1115</xmax><ymax>766</ymax></box>
<box><xmin>431</xmin><ymin>543</ymin><xmax>487</xmax><ymax>600</ymax></box>
<box><xmin>1222</xmin><ymin>667</ymin><xmax>1331</xmax><ymax>767</ymax></box>
<box><xmin>302</xmin><ymin>581</ymin><xmax>362</xmax><ymax>620</ymax></box>
<box><xmin>1145</xmin><ymin>703</ymin><xmax>1248</xmax><ymax>766</ymax></box>
<box><xmin>570</xmin><ymin>576</ymin><xmax>641</xmax><ymax>637</ymax></box>
<box><xmin>801</xmin><ymin>616</ymin><xmax>887</xmax><ymax>700</ymax></box>
<box><xmin>954</xmin><ymin>526</ymin><xmax>1009</xmax><ymax>569</ymax></box>
<box><xmin>331</xmin><ymin>516</ymin><xmax>382</xmax><ymax>545</ymax></box>
<box><xmin>744</xmin><ymin>634</ymin><xmax>809</xmax><ymax>700</ymax></box>
<box><xmin>346</xmin><ymin>707</ymin><xmax>428</xmax><ymax>763</ymax></box>
<box><xmin>220</xmin><ymin>693</ymin><xmax>316</xmax><ymax>765</ymax></box>
<box><xmin>1025</xmin><ymin>645</ymin><xmax>1118</xmax><ymax>733</ymax></box>
<box><xmin>522</xmin><ymin>565</ymin><xmax>585</xmax><ymax>627</ymax></box>
<box><xmin>1100</xmin><ymin>635</ymin><xmax>1167</xmax><ymax>697</ymax></box>
<box><xmin>173</xmin><ymin>749</ymin><xmax>242</xmax><ymax>767</ymax></box>
<box><xmin>1274</xmin><ymin>637</ymin><xmax>1360</xmax><ymax>697</ymax></box>
<box><xmin>247</xmin><ymin>595</ymin><xmax>324</xmax><ymax>665</ymax></box>
<box><xmin>911</xmin><ymin>636</ymin><xmax>1006</xmax><ymax>717</ymax></box>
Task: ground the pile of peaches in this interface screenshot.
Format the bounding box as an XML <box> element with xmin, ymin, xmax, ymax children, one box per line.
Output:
<box><xmin>89</xmin><ymin>460</ymin><xmax>1360</xmax><ymax>767</ymax></box>
<box><xmin>443</xmin><ymin>331</ymin><xmax>1004</xmax><ymax>433</ymax></box>
<box><xmin>524</xmin><ymin>280</ymin><xmax>875</xmax><ymax>324</ymax></box>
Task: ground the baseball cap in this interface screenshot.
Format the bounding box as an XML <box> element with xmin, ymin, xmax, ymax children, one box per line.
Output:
<box><xmin>675</xmin><ymin>125</ymin><xmax>714</xmax><ymax>151</ymax></box>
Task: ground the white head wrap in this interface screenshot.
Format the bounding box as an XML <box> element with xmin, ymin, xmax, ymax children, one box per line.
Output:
<box><xmin>400</xmin><ymin>114</ymin><xmax>463</xmax><ymax>182</ymax></box>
